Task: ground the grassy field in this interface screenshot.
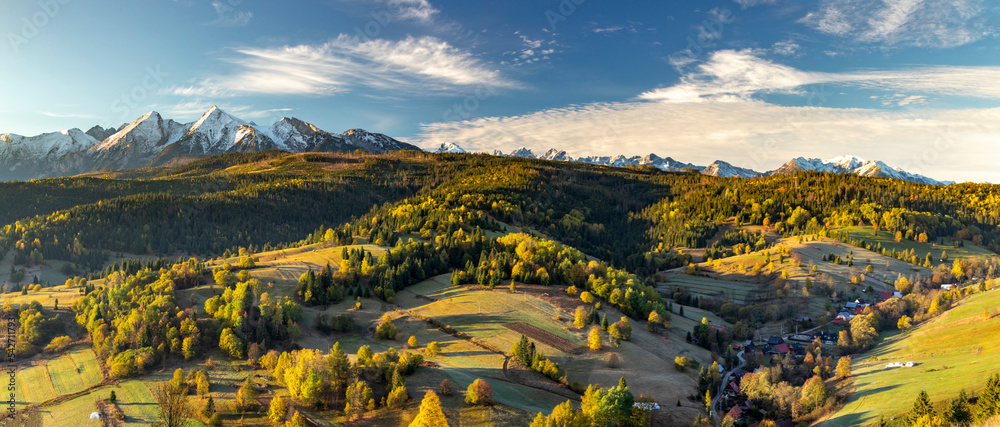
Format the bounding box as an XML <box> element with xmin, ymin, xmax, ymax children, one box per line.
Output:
<box><xmin>820</xmin><ymin>288</ymin><xmax>1000</xmax><ymax>426</ymax></box>
<box><xmin>395</xmin><ymin>274</ymin><xmax>712</xmax><ymax>425</ymax></box>
<box><xmin>657</xmin><ymin>274</ymin><xmax>761</xmax><ymax>305</ymax></box>
<box><xmin>403</xmin><ymin>276</ymin><xmax>583</xmax><ymax>357</ymax></box>
<box><xmin>0</xmin><ymin>281</ymin><xmax>84</xmax><ymax>308</ymax></box>
<box><xmin>14</xmin><ymin>346</ymin><xmax>103</xmax><ymax>410</ymax></box>
<box><xmin>835</xmin><ymin>226</ymin><xmax>995</xmax><ymax>267</ymax></box>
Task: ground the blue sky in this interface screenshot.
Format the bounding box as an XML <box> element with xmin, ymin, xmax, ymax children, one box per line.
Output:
<box><xmin>2</xmin><ymin>0</ymin><xmax>1000</xmax><ymax>181</ymax></box>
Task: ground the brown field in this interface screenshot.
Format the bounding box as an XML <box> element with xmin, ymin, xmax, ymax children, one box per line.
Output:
<box><xmin>504</xmin><ymin>322</ymin><xmax>583</xmax><ymax>354</ymax></box>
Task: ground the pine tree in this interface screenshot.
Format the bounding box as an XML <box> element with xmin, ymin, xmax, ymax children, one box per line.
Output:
<box><xmin>976</xmin><ymin>374</ymin><xmax>1000</xmax><ymax>421</ymax></box>
<box><xmin>907</xmin><ymin>390</ymin><xmax>935</xmax><ymax>425</ymax></box>
<box><xmin>944</xmin><ymin>390</ymin><xmax>972</xmax><ymax>426</ymax></box>
<box><xmin>201</xmin><ymin>396</ymin><xmax>215</xmax><ymax>419</ymax></box>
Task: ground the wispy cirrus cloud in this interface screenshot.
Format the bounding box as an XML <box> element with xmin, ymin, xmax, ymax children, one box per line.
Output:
<box><xmin>39</xmin><ymin>111</ymin><xmax>101</xmax><ymax>119</ymax></box>
<box><xmin>639</xmin><ymin>49</ymin><xmax>1000</xmax><ymax>102</ymax></box>
<box><xmin>167</xmin><ymin>35</ymin><xmax>519</xmax><ymax>98</ymax></box>
<box><xmin>209</xmin><ymin>2</ymin><xmax>253</xmax><ymax>27</ymax></box>
<box><xmin>381</xmin><ymin>0</ymin><xmax>438</xmax><ymax>22</ymax></box>
<box><xmin>733</xmin><ymin>0</ymin><xmax>777</xmax><ymax>9</ymax></box>
<box><xmin>800</xmin><ymin>0</ymin><xmax>993</xmax><ymax>48</ymax></box>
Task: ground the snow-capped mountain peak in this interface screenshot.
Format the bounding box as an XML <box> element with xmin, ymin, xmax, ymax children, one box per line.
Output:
<box><xmin>435</xmin><ymin>142</ymin><xmax>466</xmax><ymax>154</ymax></box>
<box><xmin>824</xmin><ymin>155</ymin><xmax>867</xmax><ymax>170</ymax></box>
<box><xmin>701</xmin><ymin>160</ymin><xmax>761</xmax><ymax>178</ymax></box>
<box><xmin>509</xmin><ymin>147</ymin><xmax>536</xmax><ymax>158</ymax></box>
<box><xmin>540</xmin><ymin>148</ymin><xmax>570</xmax><ymax>161</ymax></box>
<box><xmin>772</xmin><ymin>155</ymin><xmax>946</xmax><ymax>185</ymax></box>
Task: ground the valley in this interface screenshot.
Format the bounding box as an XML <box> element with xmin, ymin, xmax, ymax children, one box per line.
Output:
<box><xmin>0</xmin><ymin>151</ymin><xmax>998</xmax><ymax>427</ymax></box>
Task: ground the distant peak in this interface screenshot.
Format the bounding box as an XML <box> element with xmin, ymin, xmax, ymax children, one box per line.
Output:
<box><xmin>825</xmin><ymin>154</ymin><xmax>867</xmax><ymax>164</ymax></box>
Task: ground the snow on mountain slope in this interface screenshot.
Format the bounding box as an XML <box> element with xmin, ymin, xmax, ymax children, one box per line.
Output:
<box><xmin>540</xmin><ymin>148</ymin><xmax>570</xmax><ymax>161</ymax></box>
<box><xmin>509</xmin><ymin>147</ymin><xmax>536</xmax><ymax>158</ymax></box>
<box><xmin>174</xmin><ymin>106</ymin><xmax>278</xmax><ymax>154</ymax></box>
<box><xmin>770</xmin><ymin>155</ymin><xmax>946</xmax><ymax>185</ymax></box>
<box><xmin>0</xmin><ymin>129</ymin><xmax>100</xmax><ymax>180</ymax></box>
<box><xmin>341</xmin><ymin>129</ymin><xmax>421</xmax><ymax>152</ymax></box>
<box><xmin>701</xmin><ymin>160</ymin><xmax>761</xmax><ymax>178</ymax></box>
<box><xmin>435</xmin><ymin>142</ymin><xmax>466</xmax><ymax>153</ymax></box>
<box><xmin>268</xmin><ymin>117</ymin><xmax>335</xmax><ymax>153</ymax></box>
<box><xmin>1</xmin><ymin>128</ymin><xmax>98</xmax><ymax>158</ymax></box>
<box><xmin>0</xmin><ymin>106</ymin><xmax>428</xmax><ymax>180</ymax></box>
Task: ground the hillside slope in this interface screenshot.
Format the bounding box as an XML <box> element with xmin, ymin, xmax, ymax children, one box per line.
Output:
<box><xmin>821</xmin><ymin>286</ymin><xmax>1000</xmax><ymax>426</ymax></box>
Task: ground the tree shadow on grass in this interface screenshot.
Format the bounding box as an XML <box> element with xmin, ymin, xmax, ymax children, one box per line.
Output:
<box><xmin>827</xmin><ymin>384</ymin><xmax>901</xmax><ymax>426</ymax></box>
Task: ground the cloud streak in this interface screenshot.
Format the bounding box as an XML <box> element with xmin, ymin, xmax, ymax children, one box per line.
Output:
<box><xmin>639</xmin><ymin>49</ymin><xmax>1000</xmax><ymax>102</ymax></box>
<box><xmin>800</xmin><ymin>0</ymin><xmax>992</xmax><ymax>48</ymax></box>
<box><xmin>168</xmin><ymin>35</ymin><xmax>518</xmax><ymax>98</ymax></box>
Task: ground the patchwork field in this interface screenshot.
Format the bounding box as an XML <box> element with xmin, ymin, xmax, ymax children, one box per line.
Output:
<box><xmin>395</xmin><ymin>274</ymin><xmax>713</xmax><ymax>426</ymax></box>
<box><xmin>660</xmin><ymin>234</ymin><xmax>942</xmax><ymax>325</ymax></box>
<box><xmin>835</xmin><ymin>226</ymin><xmax>996</xmax><ymax>267</ymax></box>
<box><xmin>14</xmin><ymin>346</ymin><xmax>103</xmax><ymax>410</ymax></box>
<box><xmin>820</xmin><ymin>287</ymin><xmax>1000</xmax><ymax>426</ymax></box>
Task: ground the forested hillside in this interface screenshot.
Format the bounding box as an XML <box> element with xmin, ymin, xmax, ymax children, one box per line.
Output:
<box><xmin>2</xmin><ymin>151</ymin><xmax>999</xmax><ymax>273</ymax></box>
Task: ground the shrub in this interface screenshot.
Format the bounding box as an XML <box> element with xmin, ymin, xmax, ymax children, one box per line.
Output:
<box><xmin>44</xmin><ymin>336</ymin><xmax>73</xmax><ymax>353</ymax></box>
<box><xmin>374</xmin><ymin>314</ymin><xmax>399</xmax><ymax>340</ymax></box>
<box><xmin>675</xmin><ymin>356</ymin><xmax>688</xmax><ymax>371</ymax></box>
<box><xmin>426</xmin><ymin>341</ymin><xmax>441</xmax><ymax>356</ymax></box>
<box><xmin>439</xmin><ymin>379</ymin><xmax>453</xmax><ymax>396</ymax></box>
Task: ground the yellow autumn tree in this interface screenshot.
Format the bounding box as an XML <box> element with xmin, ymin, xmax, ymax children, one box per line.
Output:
<box><xmin>588</xmin><ymin>327</ymin><xmax>602</xmax><ymax>351</ymax></box>
<box><xmin>409</xmin><ymin>390</ymin><xmax>449</xmax><ymax>427</ymax></box>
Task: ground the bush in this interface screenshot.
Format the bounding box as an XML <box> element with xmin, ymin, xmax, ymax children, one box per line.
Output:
<box><xmin>426</xmin><ymin>341</ymin><xmax>441</xmax><ymax>356</ymax></box>
<box><xmin>44</xmin><ymin>336</ymin><xmax>73</xmax><ymax>353</ymax></box>
<box><xmin>439</xmin><ymin>379</ymin><xmax>453</xmax><ymax>396</ymax></box>
<box><xmin>407</xmin><ymin>336</ymin><xmax>419</xmax><ymax>348</ymax></box>
<box><xmin>675</xmin><ymin>356</ymin><xmax>688</xmax><ymax>371</ymax></box>
<box><xmin>374</xmin><ymin>314</ymin><xmax>399</xmax><ymax>340</ymax></box>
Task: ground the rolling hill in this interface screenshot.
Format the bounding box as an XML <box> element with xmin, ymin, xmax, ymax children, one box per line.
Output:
<box><xmin>821</xmin><ymin>285</ymin><xmax>1000</xmax><ymax>426</ymax></box>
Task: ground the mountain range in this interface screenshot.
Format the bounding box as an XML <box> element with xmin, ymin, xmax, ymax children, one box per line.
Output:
<box><xmin>439</xmin><ymin>145</ymin><xmax>949</xmax><ymax>185</ymax></box>
<box><xmin>0</xmin><ymin>106</ymin><xmax>420</xmax><ymax>180</ymax></box>
<box><xmin>1</xmin><ymin>110</ymin><xmax>949</xmax><ymax>185</ymax></box>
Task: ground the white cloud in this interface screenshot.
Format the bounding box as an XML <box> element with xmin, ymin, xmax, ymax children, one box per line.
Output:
<box><xmin>39</xmin><ymin>111</ymin><xmax>101</xmax><ymax>119</ymax></box>
<box><xmin>503</xmin><ymin>33</ymin><xmax>558</xmax><ymax>66</ymax></box>
<box><xmin>733</xmin><ymin>0</ymin><xmax>777</xmax><ymax>9</ymax></box>
<box><xmin>168</xmin><ymin>35</ymin><xmax>518</xmax><ymax>97</ymax></box>
<box><xmin>593</xmin><ymin>26</ymin><xmax>625</xmax><ymax>33</ymax></box>
<box><xmin>800</xmin><ymin>0</ymin><xmax>992</xmax><ymax>48</ymax></box>
<box><xmin>875</xmin><ymin>93</ymin><xmax>928</xmax><ymax>107</ymax></box>
<box><xmin>383</xmin><ymin>0</ymin><xmax>438</xmax><ymax>22</ymax></box>
<box><xmin>639</xmin><ymin>49</ymin><xmax>1000</xmax><ymax>102</ymax></box>
<box><xmin>209</xmin><ymin>2</ymin><xmax>252</xmax><ymax>27</ymax></box>
<box><xmin>416</xmin><ymin>100</ymin><xmax>1000</xmax><ymax>183</ymax></box>
<box><xmin>772</xmin><ymin>40</ymin><xmax>800</xmax><ymax>56</ymax></box>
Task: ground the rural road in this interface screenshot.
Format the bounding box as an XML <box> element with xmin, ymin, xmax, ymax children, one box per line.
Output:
<box><xmin>711</xmin><ymin>350</ymin><xmax>745</xmax><ymax>423</ymax></box>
